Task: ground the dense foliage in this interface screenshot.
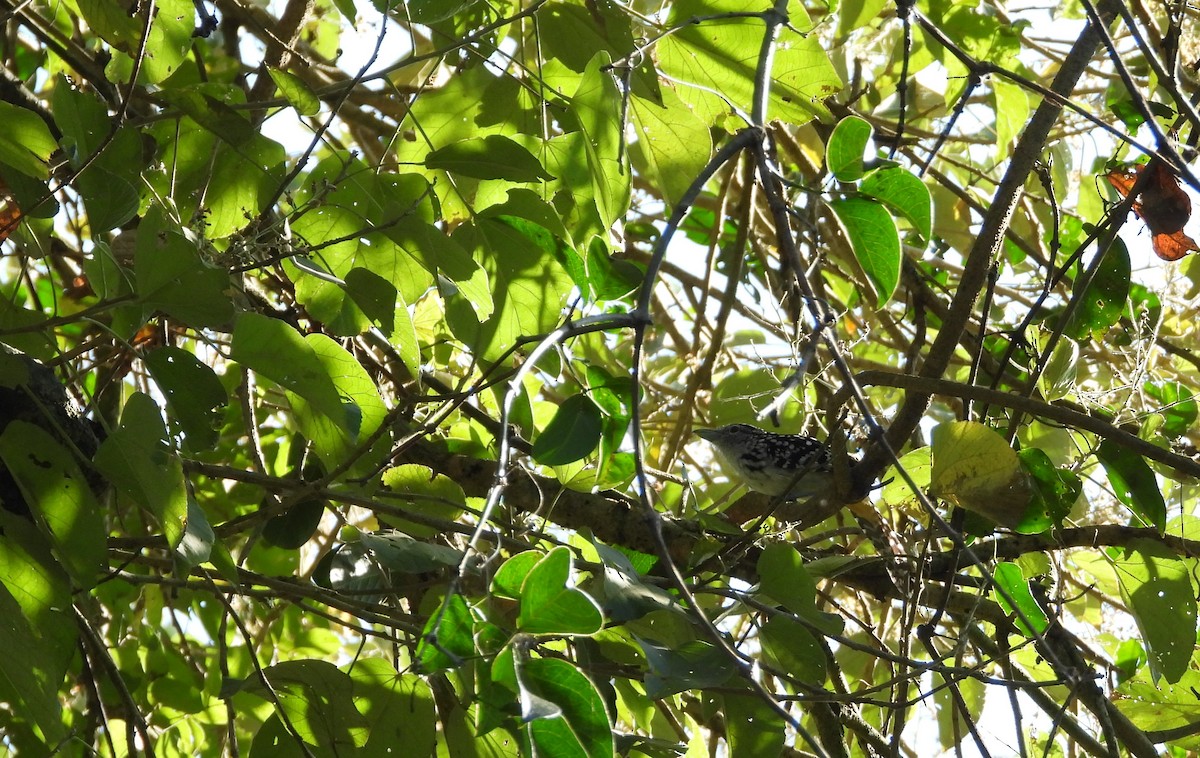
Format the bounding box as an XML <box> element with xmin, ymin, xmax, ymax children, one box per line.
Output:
<box><xmin>2</xmin><ymin>0</ymin><xmax>1200</xmax><ymax>754</ymax></box>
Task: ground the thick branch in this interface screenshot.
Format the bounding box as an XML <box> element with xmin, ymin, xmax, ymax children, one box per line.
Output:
<box><xmin>840</xmin><ymin>369</ymin><xmax>1200</xmax><ymax>480</ymax></box>
<box><xmin>856</xmin><ymin>0</ymin><xmax>1123</xmax><ymax>485</ymax></box>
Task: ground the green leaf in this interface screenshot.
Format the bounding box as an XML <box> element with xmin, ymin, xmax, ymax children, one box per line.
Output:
<box><xmin>493</xmin><ymin>550</ymin><xmax>543</xmax><ymax>600</ymax></box>
<box><xmin>1113</xmin><ymin>638</ymin><xmax>1145</xmax><ymax>683</ymax></box>
<box><xmin>143</xmin><ymin>346</ymin><xmax>228</xmax><ymax>451</ymax></box>
<box><xmin>538</xmin><ymin>0</ymin><xmax>661</xmax><ymax>103</ymax></box>
<box><xmin>518</xmin><ymin>547</ymin><xmax>603</xmax><ymax>635</ymax></box>
<box><xmin>157</xmin><ymin>84</ymin><xmax>255</xmax><ymax>147</ymax></box>
<box><xmin>595</xmin><ymin>552</ymin><xmax>675</xmax><ymax>623</ymax></box>
<box><xmin>245</xmin><ymin>660</ymin><xmax>369</xmax><ymax>749</ymax></box>
<box><xmin>417</xmin><ymin>593</ymin><xmax>475</xmax><ymax>672</ymax></box>
<box><xmin>757</xmin><ymin>543</ymin><xmax>843</xmax><ymax>634</ymax></box>
<box><xmin>287</xmin><ymin>333</ymin><xmax>387</xmax><ymax>475</ymax></box>
<box><xmin>1113</xmin><ymin>540</ymin><xmax>1197</xmax><ymax>684</ymax></box>
<box><xmin>360</xmin><ymin>531</ymin><xmax>463</xmax><ymax>573</ymax></box>
<box><xmin>78</xmin><ymin>165</ymin><xmax>140</xmax><ymax>234</ymax></box>
<box><xmin>829</xmin><ymin>196</ymin><xmax>901</xmax><ymax>305</ymax></box>
<box><xmin>94</xmin><ymin>393</ymin><xmax>189</xmax><ymax>549</ymax></box>
<box><xmin>1096</xmin><ymin>439</ymin><xmax>1166</xmax><ymax>531</ymax></box>
<box><xmin>0</xmin><ymin>517</ymin><xmax>73</xmax><ymax>743</ymax></box>
<box><xmin>533</xmin><ymin>394</ymin><xmax>603</xmax><ymax>466</ymax></box>
<box><xmin>860</xmin><ymin>166</ymin><xmax>933</xmax><ymax>242</ymax></box>
<box><xmin>993</xmin><ymin>78</ymin><xmax>1030</xmax><ymax>158</ymax></box>
<box><xmin>391</xmin><ymin>65</ymin><xmax>539</xmax><ymax>220</ymax></box>
<box><xmin>202</xmin><ymin>134</ymin><xmax>287</xmax><ymax>238</ymax></box>
<box><xmin>1064</xmin><ymin>239</ymin><xmax>1130</xmax><ymax>338</ymax></box>
<box><xmin>378</xmin><ymin>464</ymin><xmax>466</xmax><ymax>538</ymax></box>
<box><xmin>349</xmin><ymin>660</ymin><xmax>437</xmax><ymax>758</ymax></box>
<box><xmin>445</xmin><ymin>218</ymin><xmax>574</xmax><ymax>361</ymax></box>
<box><xmin>639</xmin><ymin>638</ymin><xmax>735</xmax><ymax>699</ymax></box>
<box><xmin>0</xmin><ymin>102</ymin><xmax>57</xmax><ymax>179</ymax></box>
<box><xmin>1116</xmin><ymin>668</ymin><xmax>1200</xmax><ymax>738</ymax></box>
<box><xmin>1107</xmin><ymin>85</ymin><xmax>1145</xmax><ymax>132</ymax></box>
<box><xmin>426</xmin><ymin>134</ymin><xmax>554</xmax><ymax>182</ymax></box>
<box><xmin>290</xmin><ymin>216</ymin><xmax>422</xmax><ymax>335</ymax></box>
<box><xmin>934</xmin><ymin>673</ymin><xmax>984</xmax><ymax>750</ymax></box>
<box><xmin>342</xmin><ymin>267</ymin><xmax>396</xmax><ymax>331</ymax></box>
<box><xmin>0</xmin><ymin>579</ymin><xmax>64</xmax><ymax>742</ymax></box>
<box><xmin>629</xmin><ymin>88</ymin><xmax>713</xmax><ymax>207</ymax></box>
<box><xmin>176</xmin><ymin>495</ymin><xmax>215</xmax><ymax>572</ymax></box>
<box><xmin>401</xmin><ymin>0</ymin><xmax>480</xmax><ymax>23</ymax></box>
<box><xmin>1144</xmin><ymin>381</ymin><xmax>1197</xmax><ymax>438</ymax></box>
<box><xmin>147</xmin><ymin>91</ymin><xmax>286</xmax><ymax>238</ymax></box>
<box><xmin>759</xmin><ymin>616</ymin><xmax>827</xmax><ymax>684</ymax></box>
<box><xmin>757</xmin><ymin>542</ymin><xmax>817</xmax><ymax>615</ymax></box>
<box><xmin>725</xmin><ymin>694</ymin><xmax>786</xmax><ymax>757</ymax></box>
<box><xmin>1037</xmin><ymin>335</ymin><xmax>1079</xmax><ymax>402</ymax></box>
<box><xmin>519</xmin><ymin>657</ymin><xmax>614</xmax><ymax>758</ymax></box>
<box><xmin>230</xmin><ymin>312</ymin><xmax>352</xmax><ymax>430</ymax></box>
<box><xmin>475</xmin><ymin>642</ymin><xmax>520</xmax><ymax>735</ymax></box>
<box><xmin>99</xmin><ymin>0</ymin><xmax>192</xmax><ymax>83</ymax></box>
<box><xmin>392</xmin><ymin>218</ymin><xmax>494</xmax><ymax>320</ymax></box>
<box><xmin>0</xmin><ymin>422</ymin><xmax>106</xmax><ymax>587</ymax></box>
<box><xmin>0</xmin><ymin>165</ymin><xmax>56</xmax><ymax>218</ymax></box>
<box><xmin>1017</xmin><ymin>448</ymin><xmax>1079</xmax><ymax>533</ymax></box>
<box><xmin>480</xmin><ymin>188</ymin><xmax>573</xmax><ymax>241</ymax></box>
<box><xmin>930</xmin><ymin>421</ymin><xmax>1031</xmax><ymax>528</ymax></box>
<box><xmin>660</xmin><ymin>0</ymin><xmax>841</xmax><ymax>127</ymax></box>
<box><xmin>479</xmin><ymin>190</ymin><xmax>632</xmax><ymax>305</ymax></box>
<box><xmin>75</xmin><ymin>0</ymin><xmax>139</xmax><ymax>50</ymax></box>
<box><xmin>826</xmin><ymin>116</ymin><xmax>873</xmax><ymax>182</ymax></box>
<box><xmin>52</xmin><ymin>79</ymin><xmax>144</xmax><ymax>232</ymax></box>
<box><xmin>313</xmin><ymin>542</ymin><xmax>384</xmax><ymax>598</ymax></box>
<box><xmin>570</xmin><ymin>53</ymin><xmax>630</xmax><ymax>234</ymax></box>
<box><xmin>135</xmin><ymin>209</ymin><xmax>236</xmax><ymax>329</ymax></box>
<box><xmin>992</xmin><ymin>562</ymin><xmax>1049</xmax><ymax>635</ymax></box>
<box><xmin>268</xmin><ymin>67</ymin><xmax>321</xmax><ymax>116</ymax></box>
<box><xmin>838</xmin><ymin>0</ymin><xmax>888</xmax><ymax>34</ymax></box>
<box><xmin>262</xmin><ymin>497</ymin><xmax>326</xmax><ymax>549</ymax></box>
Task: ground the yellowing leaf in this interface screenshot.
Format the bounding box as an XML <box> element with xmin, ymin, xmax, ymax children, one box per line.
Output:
<box><xmin>268</xmin><ymin>67</ymin><xmax>321</xmax><ymax>116</ymax></box>
<box><xmin>931</xmin><ymin>421</ymin><xmax>1031</xmax><ymax>527</ymax></box>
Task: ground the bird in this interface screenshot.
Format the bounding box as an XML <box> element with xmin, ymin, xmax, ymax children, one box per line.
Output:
<box><xmin>694</xmin><ymin>424</ymin><xmax>834</xmax><ymax>500</ymax></box>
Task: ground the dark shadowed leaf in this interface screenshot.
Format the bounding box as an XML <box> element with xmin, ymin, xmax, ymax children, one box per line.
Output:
<box><xmin>143</xmin><ymin>346</ymin><xmax>228</xmax><ymax>451</ymax></box>
<box><xmin>426</xmin><ymin>135</ymin><xmax>554</xmax><ymax>182</ymax></box>
<box><xmin>1113</xmin><ymin>540</ymin><xmax>1197</xmax><ymax>684</ymax></box>
<box><xmin>94</xmin><ymin>392</ymin><xmax>189</xmax><ymax>548</ymax></box>
<box><xmin>532</xmin><ymin>394</ymin><xmax>604</xmax><ymax>466</ymax></box>
<box><xmin>1096</xmin><ymin>440</ymin><xmax>1166</xmax><ymax>532</ymax></box>
<box><xmin>262</xmin><ymin>497</ymin><xmax>326</xmax><ymax>549</ymax></box>
<box><xmin>417</xmin><ymin>593</ymin><xmax>475</xmax><ymax>672</ymax></box>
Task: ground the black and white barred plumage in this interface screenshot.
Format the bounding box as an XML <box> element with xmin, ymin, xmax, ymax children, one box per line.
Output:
<box><xmin>695</xmin><ymin>424</ymin><xmax>833</xmax><ymax>499</ymax></box>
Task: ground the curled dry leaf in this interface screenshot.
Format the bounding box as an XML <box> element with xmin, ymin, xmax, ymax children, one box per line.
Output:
<box><xmin>0</xmin><ymin>178</ymin><xmax>22</xmax><ymax>244</ymax></box>
<box><xmin>1105</xmin><ymin>160</ymin><xmax>1200</xmax><ymax>261</ymax></box>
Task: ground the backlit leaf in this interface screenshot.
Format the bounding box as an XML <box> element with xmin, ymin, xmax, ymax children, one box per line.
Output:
<box><xmin>829</xmin><ymin>196</ymin><xmax>901</xmax><ymax>305</ymax></box>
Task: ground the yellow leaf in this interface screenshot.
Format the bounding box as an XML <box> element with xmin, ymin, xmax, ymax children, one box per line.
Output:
<box><xmin>931</xmin><ymin>421</ymin><xmax>1031</xmax><ymax>527</ymax></box>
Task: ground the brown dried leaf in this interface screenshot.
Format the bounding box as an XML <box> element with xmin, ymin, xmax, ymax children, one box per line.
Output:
<box><xmin>0</xmin><ymin>178</ymin><xmax>23</xmax><ymax>244</ymax></box>
<box><xmin>1106</xmin><ymin>160</ymin><xmax>1200</xmax><ymax>261</ymax></box>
